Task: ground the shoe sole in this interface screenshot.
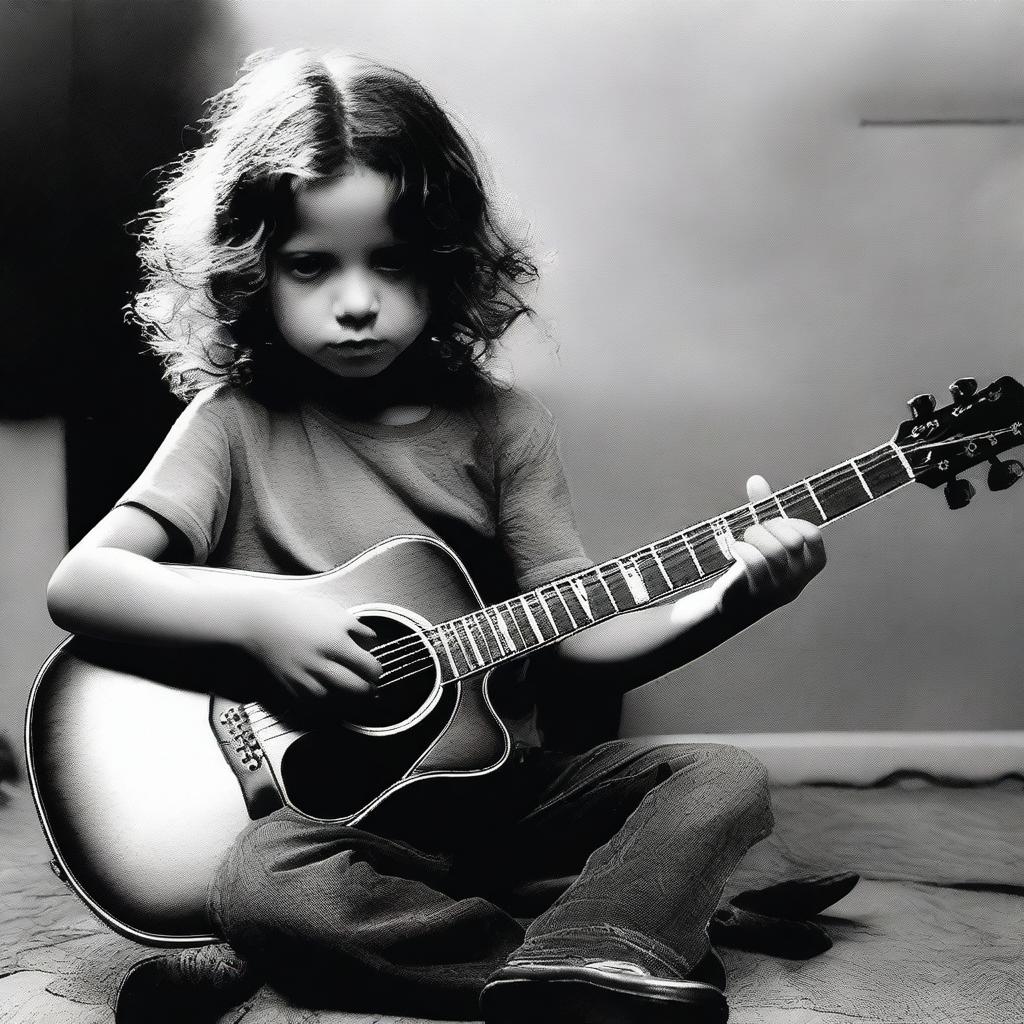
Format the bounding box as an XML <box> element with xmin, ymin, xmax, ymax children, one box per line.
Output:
<box><xmin>480</xmin><ymin>974</ymin><xmax>729</xmax><ymax>1024</ymax></box>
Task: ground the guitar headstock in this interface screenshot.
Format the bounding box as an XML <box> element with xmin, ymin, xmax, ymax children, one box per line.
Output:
<box><xmin>893</xmin><ymin>375</ymin><xmax>1024</xmax><ymax>508</ymax></box>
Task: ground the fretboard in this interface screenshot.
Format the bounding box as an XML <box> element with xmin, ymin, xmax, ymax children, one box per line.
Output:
<box><xmin>424</xmin><ymin>441</ymin><xmax>915</xmax><ymax>682</ymax></box>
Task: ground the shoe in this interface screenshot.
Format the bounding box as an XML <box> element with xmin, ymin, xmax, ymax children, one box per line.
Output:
<box><xmin>709</xmin><ymin>871</ymin><xmax>861</xmax><ymax>960</ymax></box>
<box><xmin>480</xmin><ymin>958</ymin><xmax>728</xmax><ymax>1023</ymax></box>
<box><xmin>730</xmin><ymin>871</ymin><xmax>859</xmax><ymax>919</ymax></box>
<box><xmin>115</xmin><ymin>945</ymin><xmax>260</xmax><ymax>1024</ymax></box>
<box><xmin>710</xmin><ymin>904</ymin><xmax>833</xmax><ymax>959</ymax></box>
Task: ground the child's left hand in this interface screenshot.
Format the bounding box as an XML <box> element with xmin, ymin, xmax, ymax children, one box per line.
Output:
<box><xmin>710</xmin><ymin>474</ymin><xmax>827</xmax><ymax>623</ymax></box>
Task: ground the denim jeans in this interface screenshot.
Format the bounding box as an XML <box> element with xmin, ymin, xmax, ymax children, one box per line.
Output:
<box><xmin>208</xmin><ymin>739</ymin><xmax>773</xmax><ymax>1019</ymax></box>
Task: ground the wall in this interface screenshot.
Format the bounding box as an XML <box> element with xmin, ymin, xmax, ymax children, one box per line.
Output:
<box><xmin>223</xmin><ymin>0</ymin><xmax>1024</xmax><ymax>732</ymax></box>
<box><xmin>2</xmin><ymin>1</ymin><xmax>1021</xmax><ymax>753</ymax></box>
<box><xmin>0</xmin><ymin>422</ymin><xmax>66</xmax><ymax>759</ymax></box>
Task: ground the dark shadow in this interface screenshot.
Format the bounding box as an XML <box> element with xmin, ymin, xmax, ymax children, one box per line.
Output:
<box><xmin>0</xmin><ymin>1</ymin><xmax>230</xmax><ymax>545</ymax></box>
<box><xmin>63</xmin><ymin>1</ymin><xmax>232</xmax><ymax>546</ymax></box>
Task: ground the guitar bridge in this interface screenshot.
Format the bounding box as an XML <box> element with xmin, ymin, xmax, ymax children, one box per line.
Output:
<box><xmin>219</xmin><ymin>705</ymin><xmax>264</xmax><ymax>772</ymax></box>
<box><xmin>210</xmin><ymin>697</ymin><xmax>281</xmax><ymax>819</ymax></box>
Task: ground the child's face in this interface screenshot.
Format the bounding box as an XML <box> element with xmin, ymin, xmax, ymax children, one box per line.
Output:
<box><xmin>268</xmin><ymin>166</ymin><xmax>431</xmax><ymax>380</ymax></box>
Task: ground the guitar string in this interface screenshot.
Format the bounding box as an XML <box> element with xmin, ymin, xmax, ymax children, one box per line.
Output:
<box><xmin>359</xmin><ymin>428</ymin><xmax>1018</xmax><ymax>674</ymax></box>
<box><xmin>362</xmin><ymin>427</ymin><xmax>1017</xmax><ymax>674</ymax></box>
<box><xmin>297</xmin><ymin>427</ymin><xmax>1018</xmax><ymax>701</ymax></box>
<box><xmin>246</xmin><ymin>427</ymin><xmax>1021</xmax><ymax>736</ymax></box>
<box><xmin>362</xmin><ymin>444</ymin><xmax>896</xmax><ymax>669</ymax></box>
<box><xmin>247</xmin><ymin>419</ymin><xmax>1024</xmax><ymax>708</ymax></box>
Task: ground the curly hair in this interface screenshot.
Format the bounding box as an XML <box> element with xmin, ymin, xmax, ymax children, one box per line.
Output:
<box><xmin>127</xmin><ymin>48</ymin><xmax>540</xmax><ymax>403</ymax></box>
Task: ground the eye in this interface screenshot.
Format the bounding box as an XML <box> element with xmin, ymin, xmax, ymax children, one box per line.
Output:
<box><xmin>280</xmin><ymin>254</ymin><xmax>326</xmax><ymax>280</ymax></box>
<box><xmin>372</xmin><ymin>245</ymin><xmax>414</xmax><ymax>275</ymax></box>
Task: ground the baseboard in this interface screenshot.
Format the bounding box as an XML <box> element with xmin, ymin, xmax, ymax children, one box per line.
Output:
<box><xmin>635</xmin><ymin>731</ymin><xmax>1024</xmax><ymax>785</ymax></box>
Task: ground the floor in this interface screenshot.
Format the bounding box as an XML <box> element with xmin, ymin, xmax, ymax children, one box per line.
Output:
<box><xmin>3</xmin><ymin>776</ymin><xmax>1023</xmax><ymax>1024</ymax></box>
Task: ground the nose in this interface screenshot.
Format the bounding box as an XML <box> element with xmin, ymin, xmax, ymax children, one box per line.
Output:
<box><xmin>332</xmin><ymin>268</ymin><xmax>380</xmax><ymax>326</ymax></box>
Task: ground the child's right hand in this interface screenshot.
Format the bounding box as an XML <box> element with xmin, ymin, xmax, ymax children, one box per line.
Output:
<box><xmin>238</xmin><ymin>588</ymin><xmax>383</xmax><ymax>706</ymax></box>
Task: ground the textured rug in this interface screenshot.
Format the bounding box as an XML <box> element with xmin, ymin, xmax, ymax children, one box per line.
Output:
<box><xmin>3</xmin><ymin>773</ymin><xmax>1022</xmax><ymax>1024</ymax></box>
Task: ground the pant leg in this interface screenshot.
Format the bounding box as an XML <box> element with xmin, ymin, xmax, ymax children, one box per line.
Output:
<box><xmin>208</xmin><ymin>805</ymin><xmax>526</xmax><ymax>1018</ymax></box>
<box><xmin>480</xmin><ymin>739</ymin><xmax>774</xmax><ymax>980</ymax></box>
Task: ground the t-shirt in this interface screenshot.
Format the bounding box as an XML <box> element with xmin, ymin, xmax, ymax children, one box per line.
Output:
<box><xmin>115</xmin><ymin>379</ymin><xmax>594</xmax><ymax>743</ymax></box>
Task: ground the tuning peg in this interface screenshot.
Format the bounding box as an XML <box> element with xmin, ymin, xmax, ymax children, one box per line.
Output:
<box><xmin>944</xmin><ymin>477</ymin><xmax>975</xmax><ymax>509</ymax></box>
<box><xmin>907</xmin><ymin>394</ymin><xmax>936</xmax><ymax>419</ymax></box>
<box><xmin>987</xmin><ymin>457</ymin><xmax>1024</xmax><ymax>491</ymax></box>
<box><xmin>949</xmin><ymin>378</ymin><xmax>978</xmax><ymax>403</ymax></box>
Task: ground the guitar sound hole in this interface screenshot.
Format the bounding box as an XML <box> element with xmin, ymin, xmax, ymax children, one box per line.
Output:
<box><xmin>345</xmin><ymin>614</ymin><xmax>439</xmax><ymax>731</ymax></box>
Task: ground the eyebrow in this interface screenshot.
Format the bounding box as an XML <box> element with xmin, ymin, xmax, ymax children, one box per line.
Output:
<box><xmin>276</xmin><ymin>239</ymin><xmax>407</xmax><ymax>254</ymax></box>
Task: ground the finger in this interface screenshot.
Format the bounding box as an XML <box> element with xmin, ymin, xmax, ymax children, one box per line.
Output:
<box><xmin>329</xmin><ymin>644</ymin><xmax>384</xmax><ymax>684</ymax></box>
<box><xmin>347</xmin><ymin>616</ymin><xmax>378</xmax><ymax>640</ymax></box>
<box><xmin>746</xmin><ymin>474</ymin><xmax>772</xmax><ymax>504</ymax></box>
<box><xmin>741</xmin><ymin>524</ymin><xmax>791</xmax><ymax>580</ymax></box>
<box><xmin>729</xmin><ymin>539</ymin><xmax>775</xmax><ymax>592</ymax></box>
<box><xmin>785</xmin><ymin>518</ymin><xmax>827</xmax><ymax>570</ymax></box>
<box><xmin>293</xmin><ymin>672</ymin><xmax>331</xmax><ymax>702</ymax></box>
<box><xmin>311</xmin><ymin>660</ymin><xmax>374</xmax><ymax>698</ymax></box>
<box><xmin>760</xmin><ymin>519</ymin><xmax>811</xmax><ymax>560</ymax></box>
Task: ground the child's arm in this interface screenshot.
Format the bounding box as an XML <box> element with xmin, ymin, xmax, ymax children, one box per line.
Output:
<box><xmin>46</xmin><ymin>505</ymin><xmax>382</xmax><ymax>704</ymax></box>
<box><xmin>552</xmin><ymin>475</ymin><xmax>827</xmax><ymax>693</ymax></box>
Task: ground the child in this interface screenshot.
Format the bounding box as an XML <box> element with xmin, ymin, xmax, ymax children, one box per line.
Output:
<box><xmin>47</xmin><ymin>49</ymin><xmax>830</xmax><ymax>1024</ymax></box>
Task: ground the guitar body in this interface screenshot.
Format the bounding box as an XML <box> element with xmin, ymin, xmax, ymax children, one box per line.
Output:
<box><xmin>25</xmin><ymin>374</ymin><xmax>1024</xmax><ymax>947</ymax></box>
<box><xmin>26</xmin><ymin>535</ymin><xmax>512</xmax><ymax>946</ymax></box>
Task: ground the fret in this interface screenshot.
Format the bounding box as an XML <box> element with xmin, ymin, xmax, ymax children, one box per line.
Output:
<box><xmin>650</xmin><ymin>544</ymin><xmax>674</xmax><ymax>588</ymax></box>
<box><xmin>804</xmin><ymin>480</ymin><xmax>828</xmax><ymax>521</ymax></box>
<box><xmin>519</xmin><ymin>595</ymin><xmax>545</xmax><ymax>643</ymax></box>
<box><xmin>888</xmin><ymin>440</ymin><xmax>915</xmax><ymax>479</ymax></box>
<box><xmin>683</xmin><ymin>533</ymin><xmax>705</xmax><ymax>575</ymax></box>
<box><xmin>631</xmin><ymin>548</ymin><xmax>674</xmax><ymax>600</ymax></box>
<box><xmin>471</xmin><ymin>610</ymin><xmax>495</xmax><ymax>667</ymax></box>
<box><xmin>605</xmin><ymin>561</ymin><xmax>641</xmax><ymax>609</ymax></box>
<box><xmin>535</xmin><ymin>589</ymin><xmax>560</xmax><ymax>633</ymax></box>
<box><xmin>503</xmin><ymin>600</ymin><xmax>530</xmax><ymax>648</ymax></box>
<box><xmin>659</xmin><ymin>532</ymin><xmax>700</xmax><ymax>581</ymax></box>
<box><xmin>859</xmin><ymin>447</ymin><xmax>914</xmax><ymax>497</ymax></box>
<box><xmin>849</xmin><ymin>459</ymin><xmax>873</xmax><ymax>499</ymax></box>
<box><xmin>541</xmin><ymin>584</ymin><xmax>575</xmax><ymax>633</ymax></box>
<box><xmin>568</xmin><ymin>575</ymin><xmax>595</xmax><ymax>622</ymax></box>
<box><xmin>595</xmin><ymin>565</ymin><xmax>621</xmax><ymax>612</ymax></box>
<box><xmin>777</xmin><ymin>484</ymin><xmax>825</xmax><ymax>526</ymax></box>
<box><xmin>458</xmin><ymin>618</ymin><xmax>485</xmax><ymax>668</ymax></box>
<box><xmin>475</xmin><ymin>612</ymin><xmax>499</xmax><ymax>663</ymax></box>
<box><xmin>551</xmin><ymin>580</ymin><xmax>579</xmax><ymax>629</ymax></box>
<box><xmin>433</xmin><ymin>625</ymin><xmax>459</xmax><ymax>679</ymax></box>
<box><xmin>687</xmin><ymin>524</ymin><xmax>733</xmax><ymax>575</ymax></box>
<box><xmin>442</xmin><ymin>621</ymin><xmax>475</xmax><ymax>676</ymax></box>
<box><xmin>584</xmin><ymin>567</ymin><xmax>619</xmax><ymax>619</ymax></box>
<box><xmin>719</xmin><ymin>505</ymin><xmax>757</xmax><ymax>550</ymax></box>
<box><xmin>479</xmin><ymin>607</ymin><xmax>508</xmax><ymax>656</ymax></box>
<box><xmin>616</xmin><ymin>557</ymin><xmax>650</xmax><ymax>605</ymax></box>
<box><xmin>727</xmin><ymin>504</ymin><xmax>759</xmax><ymax>532</ymax></box>
<box><xmin>751</xmin><ymin>497</ymin><xmax>779</xmax><ymax>523</ymax></box>
<box><xmin>807</xmin><ymin>466</ymin><xmax>865</xmax><ymax>520</ymax></box>
<box><xmin>526</xmin><ymin>592</ymin><xmax>560</xmax><ymax>641</ymax></box>
<box><xmin>456</xmin><ymin>440</ymin><xmax>921</xmax><ymax>672</ymax></box>
<box><xmin>709</xmin><ymin>516</ymin><xmax>736</xmax><ymax>560</ymax></box>
<box><xmin>489</xmin><ymin>605</ymin><xmax>519</xmax><ymax>654</ymax></box>
<box><xmin>652</xmin><ymin>534</ymin><xmax>703</xmax><ymax>588</ymax></box>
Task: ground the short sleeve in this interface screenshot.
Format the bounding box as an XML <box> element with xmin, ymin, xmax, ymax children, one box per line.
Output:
<box><xmin>497</xmin><ymin>400</ymin><xmax>593</xmax><ymax>591</ymax></box>
<box><xmin>114</xmin><ymin>390</ymin><xmax>232</xmax><ymax>564</ymax></box>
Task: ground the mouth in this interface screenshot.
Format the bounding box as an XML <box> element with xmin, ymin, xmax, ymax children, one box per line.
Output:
<box><xmin>327</xmin><ymin>338</ymin><xmax>387</xmax><ymax>355</ymax></box>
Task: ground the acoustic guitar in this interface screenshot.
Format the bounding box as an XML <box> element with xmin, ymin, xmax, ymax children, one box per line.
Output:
<box><xmin>26</xmin><ymin>375</ymin><xmax>1024</xmax><ymax>946</ymax></box>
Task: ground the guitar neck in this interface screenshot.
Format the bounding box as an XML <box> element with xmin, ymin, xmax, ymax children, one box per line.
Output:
<box><xmin>424</xmin><ymin>440</ymin><xmax>917</xmax><ymax>682</ymax></box>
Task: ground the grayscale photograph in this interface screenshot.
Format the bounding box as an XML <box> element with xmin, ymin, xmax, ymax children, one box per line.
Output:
<box><xmin>1</xmin><ymin>1</ymin><xmax>1022</xmax><ymax>1022</ymax></box>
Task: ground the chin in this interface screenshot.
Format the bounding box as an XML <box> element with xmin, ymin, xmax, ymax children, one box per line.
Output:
<box><xmin>319</xmin><ymin>354</ymin><xmax>398</xmax><ymax>379</ymax></box>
